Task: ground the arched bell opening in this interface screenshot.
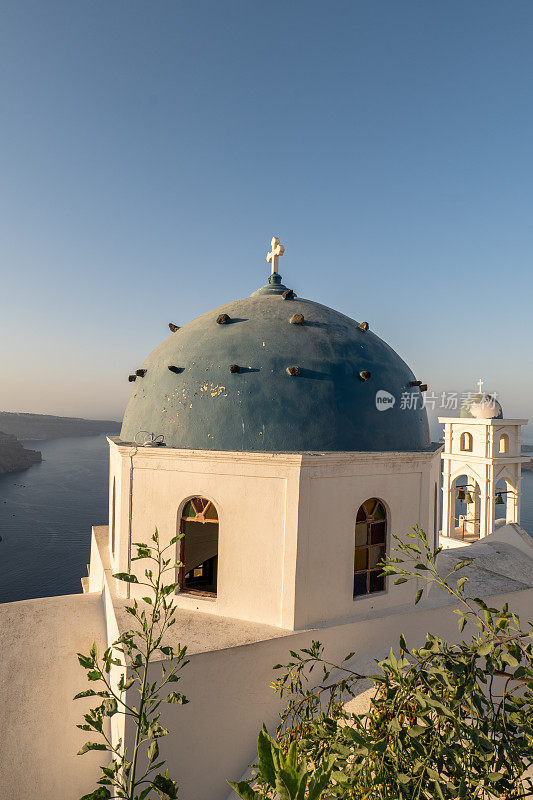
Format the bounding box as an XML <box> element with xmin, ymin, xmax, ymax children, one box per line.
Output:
<box><xmin>178</xmin><ymin>497</ymin><xmax>219</xmax><ymax>596</ymax></box>
<box><xmin>453</xmin><ymin>473</ymin><xmax>481</xmax><ymax>540</ymax></box>
<box><xmin>494</xmin><ymin>478</ymin><xmax>517</xmax><ymax>525</ymax></box>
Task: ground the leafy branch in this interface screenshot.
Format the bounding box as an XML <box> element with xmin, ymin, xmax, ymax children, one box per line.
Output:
<box><xmin>75</xmin><ymin>529</ymin><xmax>189</xmax><ymax>800</ymax></box>
<box><xmin>231</xmin><ymin>527</ymin><xmax>533</xmax><ymax>799</ymax></box>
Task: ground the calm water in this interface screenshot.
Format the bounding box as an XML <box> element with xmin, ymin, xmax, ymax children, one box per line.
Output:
<box><xmin>0</xmin><ymin>436</ymin><xmax>532</xmax><ymax>604</ymax></box>
<box><xmin>518</xmin><ymin>470</ymin><xmax>533</xmax><ymax>535</ymax></box>
<box><xmin>0</xmin><ymin>435</ymin><xmax>109</xmax><ymax>603</ymax></box>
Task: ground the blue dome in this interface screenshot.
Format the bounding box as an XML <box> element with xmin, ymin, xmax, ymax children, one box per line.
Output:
<box><xmin>120</xmin><ymin>280</ymin><xmax>430</xmax><ymax>452</ymax></box>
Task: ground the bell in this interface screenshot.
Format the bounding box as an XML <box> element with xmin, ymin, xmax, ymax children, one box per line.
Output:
<box><xmin>464</xmin><ymin>491</ymin><xmax>473</xmax><ymax>504</ymax></box>
<box><xmin>495</xmin><ymin>493</ymin><xmax>505</xmax><ymax>506</ymax></box>
<box><xmin>457</xmin><ymin>489</ymin><xmax>466</xmax><ymax>501</ymax></box>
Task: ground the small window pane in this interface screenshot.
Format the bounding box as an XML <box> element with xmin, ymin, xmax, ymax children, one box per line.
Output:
<box><xmin>356</xmin><ymin>505</ymin><xmax>366</xmax><ymax>522</ymax></box>
<box><xmin>182</xmin><ymin>501</ymin><xmax>195</xmax><ymax>518</ymax></box>
<box><xmin>204</xmin><ymin>503</ymin><xmax>218</xmax><ymax>521</ymax></box>
<box><xmin>373</xmin><ymin>503</ymin><xmax>386</xmax><ymax>521</ymax></box>
<box><xmin>370</xmin><ymin>521</ymin><xmax>386</xmax><ymax>544</ymax></box>
<box><xmin>368</xmin><ymin>545</ymin><xmax>385</xmax><ymax>569</ymax></box>
<box><xmin>354</xmin><ymin>548</ymin><xmax>368</xmax><ymax>572</ymax></box>
<box><xmin>369</xmin><ymin>570</ymin><xmax>385</xmax><ymax>593</ymax></box>
<box><xmin>355</xmin><ymin>522</ymin><xmax>368</xmax><ymax>547</ymax></box>
<box><xmin>363</xmin><ymin>499</ymin><xmax>376</xmax><ymax>516</ymax></box>
<box><xmin>353</xmin><ymin>572</ymin><xmax>367</xmax><ymax>597</ymax></box>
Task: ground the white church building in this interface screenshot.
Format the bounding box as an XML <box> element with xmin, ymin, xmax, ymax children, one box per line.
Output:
<box><xmin>1</xmin><ymin>239</ymin><xmax>532</xmax><ymax>800</ymax></box>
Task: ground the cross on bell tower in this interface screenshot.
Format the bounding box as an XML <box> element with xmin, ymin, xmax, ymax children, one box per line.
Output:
<box><xmin>266</xmin><ymin>236</ymin><xmax>285</xmax><ymax>276</ymax></box>
<box><xmin>477</xmin><ymin>378</ymin><xmax>484</xmax><ymax>393</ymax></box>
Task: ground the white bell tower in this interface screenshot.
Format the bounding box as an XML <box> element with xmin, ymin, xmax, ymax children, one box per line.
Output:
<box><xmin>439</xmin><ymin>380</ymin><xmax>529</xmax><ymax>543</ymax></box>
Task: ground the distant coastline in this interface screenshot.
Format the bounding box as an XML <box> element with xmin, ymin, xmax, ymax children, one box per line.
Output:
<box><xmin>0</xmin><ymin>432</ymin><xmax>41</xmax><ymax>475</ymax></box>
<box><xmin>0</xmin><ymin>412</ymin><xmax>120</xmax><ymax>475</ymax></box>
<box><xmin>0</xmin><ymin>411</ymin><xmax>121</xmax><ymax>441</ymax></box>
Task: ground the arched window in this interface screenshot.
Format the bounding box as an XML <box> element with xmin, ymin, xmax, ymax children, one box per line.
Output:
<box><xmin>111</xmin><ymin>478</ymin><xmax>116</xmax><ymax>556</ymax></box>
<box><xmin>460</xmin><ymin>432</ymin><xmax>473</xmax><ymax>452</ymax></box>
<box><xmin>499</xmin><ymin>433</ymin><xmax>509</xmax><ymax>454</ymax></box>
<box><xmin>354</xmin><ymin>499</ymin><xmax>387</xmax><ymax>597</ymax></box>
<box><xmin>179</xmin><ymin>497</ymin><xmax>219</xmax><ymax>596</ymax></box>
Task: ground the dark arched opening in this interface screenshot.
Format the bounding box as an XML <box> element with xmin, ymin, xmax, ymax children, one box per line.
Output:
<box><xmin>179</xmin><ymin>497</ymin><xmax>219</xmax><ymax>596</ymax></box>
<box><xmin>354</xmin><ymin>498</ymin><xmax>387</xmax><ymax>598</ymax></box>
<box><xmin>453</xmin><ymin>473</ymin><xmax>481</xmax><ymax>539</ymax></box>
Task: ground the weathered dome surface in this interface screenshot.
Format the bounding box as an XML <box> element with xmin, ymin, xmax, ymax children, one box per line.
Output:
<box><xmin>460</xmin><ymin>393</ymin><xmax>503</xmax><ymax>420</ymax></box>
<box><xmin>120</xmin><ymin>283</ymin><xmax>431</xmax><ymax>452</ymax></box>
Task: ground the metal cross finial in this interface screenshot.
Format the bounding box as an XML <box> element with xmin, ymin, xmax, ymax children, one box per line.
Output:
<box><xmin>266</xmin><ymin>236</ymin><xmax>285</xmax><ymax>275</ymax></box>
<box><xmin>477</xmin><ymin>378</ymin><xmax>484</xmax><ymax>393</ymax></box>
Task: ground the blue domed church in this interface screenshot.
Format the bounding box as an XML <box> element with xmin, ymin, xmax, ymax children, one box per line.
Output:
<box><xmin>101</xmin><ymin>238</ymin><xmax>441</xmax><ymax>632</ymax></box>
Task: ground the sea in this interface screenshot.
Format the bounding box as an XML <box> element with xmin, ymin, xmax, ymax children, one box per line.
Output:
<box><xmin>0</xmin><ymin>436</ymin><xmax>109</xmax><ymax>603</ymax></box>
<box><xmin>0</xmin><ymin>435</ymin><xmax>532</xmax><ymax>604</ymax></box>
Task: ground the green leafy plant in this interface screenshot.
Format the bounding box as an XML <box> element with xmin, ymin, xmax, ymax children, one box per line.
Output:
<box><xmin>228</xmin><ymin>731</ymin><xmax>336</xmax><ymax>800</ymax></box>
<box><xmin>75</xmin><ymin>530</ymin><xmax>189</xmax><ymax>800</ymax></box>
<box><xmin>231</xmin><ymin>527</ymin><xmax>533</xmax><ymax>799</ymax></box>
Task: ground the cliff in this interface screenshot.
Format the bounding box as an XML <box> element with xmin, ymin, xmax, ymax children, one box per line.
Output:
<box><xmin>0</xmin><ymin>432</ymin><xmax>42</xmax><ymax>475</ymax></box>
<box><xmin>0</xmin><ymin>412</ymin><xmax>121</xmax><ymax>441</ymax></box>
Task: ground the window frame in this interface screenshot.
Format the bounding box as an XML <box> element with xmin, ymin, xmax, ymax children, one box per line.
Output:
<box><xmin>178</xmin><ymin>497</ymin><xmax>219</xmax><ymax>598</ymax></box>
<box><xmin>353</xmin><ymin>498</ymin><xmax>388</xmax><ymax>599</ymax></box>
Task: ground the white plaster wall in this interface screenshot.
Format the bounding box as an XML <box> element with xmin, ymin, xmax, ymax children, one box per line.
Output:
<box><xmin>87</xmin><ymin>527</ymin><xmax>132</xmax><ymax>760</ymax></box>
<box><xmin>110</xmin><ymin>442</ymin><xmax>302</xmax><ymax>628</ymax></box>
<box><xmin>450</xmin><ymin>422</ymin><xmax>486</xmax><ymax>458</ymax></box>
<box><xmin>295</xmin><ymin>452</ymin><xmax>440</xmax><ymax>628</ymax></box>
<box><xmin>108</xmin><ymin>440</ymin><xmax>134</xmax><ymax>596</ymax></box>
<box><xmin>133</xmin><ymin>467</ymin><xmax>287</xmax><ymax>625</ymax></box>
<box><xmin>108</xmin><ymin>442</ymin><xmax>118</xmax><ymax>567</ymax></box>
<box><xmin>107</xmin><ymin>441</ymin><xmax>441</xmax><ymax>631</ymax></box>
<box><xmin>493</xmin><ymin>424</ymin><xmax>519</xmax><ymax>457</ymax></box>
<box><xmin>0</xmin><ymin>592</ymin><xmax>109</xmax><ymax>800</ymax></box>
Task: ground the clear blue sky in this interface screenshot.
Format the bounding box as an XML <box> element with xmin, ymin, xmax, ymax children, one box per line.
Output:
<box><xmin>1</xmin><ymin>1</ymin><xmax>532</xmax><ymax>438</ymax></box>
